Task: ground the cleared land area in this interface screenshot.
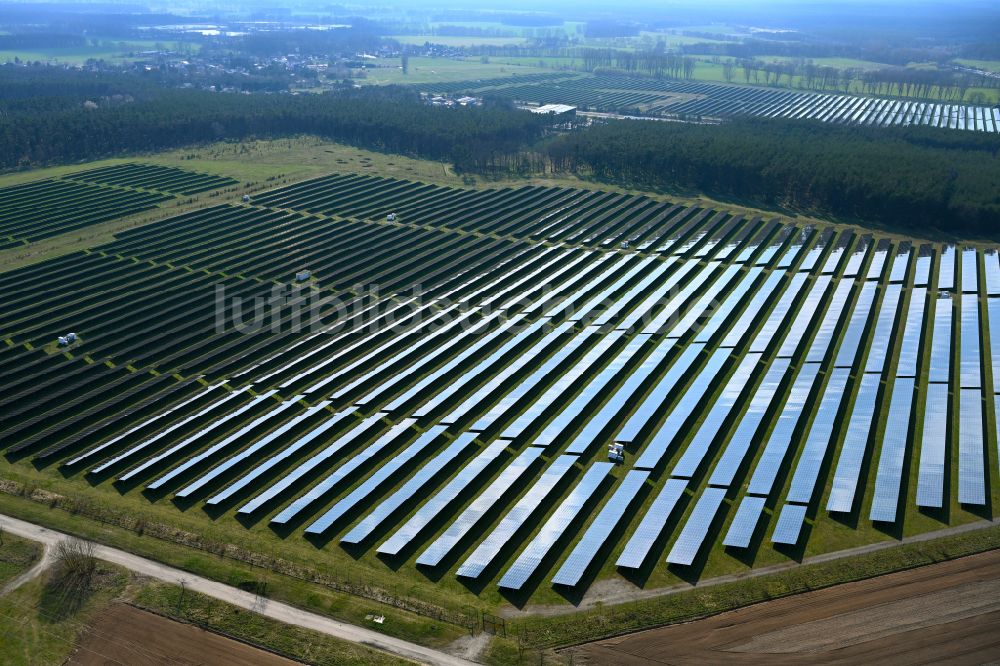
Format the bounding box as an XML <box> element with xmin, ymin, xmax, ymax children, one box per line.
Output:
<box><xmin>567</xmin><ymin>548</ymin><xmax>1000</xmax><ymax>664</ymax></box>
<box><xmin>68</xmin><ymin>603</ymin><xmax>301</xmax><ymax>666</ymax></box>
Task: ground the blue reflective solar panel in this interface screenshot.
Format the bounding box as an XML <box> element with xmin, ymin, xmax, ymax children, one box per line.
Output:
<box><xmin>634</xmin><ymin>261</ymin><xmax>720</xmax><ymax>334</ymax></box>
<box><xmin>865</xmin><ymin>239</ymin><xmax>891</xmax><ymax>280</ymax></box>
<box><xmin>341</xmin><ymin>433</ymin><xmax>477</xmax><ymax>544</ymax></box>
<box><xmin>803</xmin><ymin>278</ymin><xmax>853</xmax><ymax>362</ymax></box>
<box><xmin>588</xmin><ymin>257</ymin><xmax>674</xmax><ymax>326</ymax></box>
<box><xmin>616</xmin><ymin>342</ymin><xmax>705</xmax><ymax>445</ymax></box>
<box><xmin>989</xmin><ymin>298</ymin><xmax>1000</xmax><ymax>393</ymax></box>
<box><xmin>938</xmin><ymin>245</ymin><xmax>956</xmax><ymax>291</ymax></box>
<box><xmin>456</xmin><ymin>455</ymin><xmax>578</xmax><ymax>578</ymax></box>
<box><xmin>615</xmin><ymin>259</ymin><xmax>705</xmax><ymax>330</ymax></box>
<box><xmin>928</xmin><ymin>295</ymin><xmax>954</xmax><ymax>383</ymax></box>
<box><xmin>414</xmin><ymin>318</ymin><xmax>559</xmax><ymax>419</ymax></box>
<box><xmin>775</xmin><ymin>228</ymin><xmax>808</xmax><ymax>269</ymax></box>
<box><xmin>734</xmin><ymin>220</ymin><xmax>775</xmax><ymax>263</ymax></box>
<box><xmin>719</xmin><ymin>271</ymin><xmax>786</xmax><ymax>348</ymax></box>
<box><xmin>616</xmin><ymin>478</ymin><xmax>687</xmax><ymax>569</ymax></box>
<box><xmin>748</xmin><ymin>273</ymin><xmax>810</xmax><ymax>353</ymax></box>
<box><xmin>659</xmin><ymin>265</ymin><xmax>743</xmax><ymax>338</ymax></box>
<box><xmin>722</xmin><ymin>495</ymin><xmax>766</xmax><ymax>548</ymax></box>
<box><xmin>913</xmin><ymin>244</ymin><xmax>933</xmax><ymax>286</ymax></box>
<box><xmin>747</xmin><ymin>363</ymin><xmax>821</xmax><ymax>497</ymax></box>
<box><xmin>536</xmin><ymin>254</ymin><xmax>632</xmax><ymax>318</ymax></box>
<box><xmin>774</xmin><ymin>276</ymin><xmax>832</xmax><ymax>358</ymax></box>
<box><xmin>305</xmin><ymin>425</ymin><xmax>450</xmax><ymax>535</ymax></box>
<box><xmin>585</xmin><ymin>257</ymin><xmax>696</xmax><ymax>328</ymax></box>
<box><xmin>708</xmin><ymin>357</ymin><xmax>791</xmax><ymax>488</ymax></box>
<box><xmin>958</xmin><ymin>388</ymin><xmax>986</xmax><ymax>505</ymax></box>
<box><xmin>888</xmin><ymin>243</ymin><xmax>912</xmax><ymax>283</ymax></box>
<box><xmin>984</xmin><ymin>250</ymin><xmax>1000</xmax><ymax>296</ymax></box>
<box><xmin>206</xmin><ymin>410</ymin><xmax>355</xmax><ymax>507</ymax></box>
<box><xmin>415</xmin><ymin>447</ymin><xmax>545</xmax><ymax>567</ymax></box>
<box><xmin>109</xmin><ymin>390</ymin><xmax>273</xmax><ymax>482</ymax></box>
<box><xmin>570</xmin><ymin>257</ymin><xmax>658</xmax><ymax>323</ymax></box>
<box><xmin>960</xmin><ymin>294</ymin><xmax>982</xmax><ymax>389</ymax></box>
<box><xmin>532</xmin><ymin>335</ymin><xmax>650</xmax><ymax>448</ymax></box>
<box><xmin>841</xmin><ymin>235</ymin><xmax>870</xmax><ymax>277</ymax></box>
<box><xmin>916</xmin><ymin>383</ymin><xmax>949</xmax><ymax>508</ymax></box>
<box><xmin>175</xmin><ymin>399</ymin><xmax>329</xmax><ymax>499</ymax></box>
<box><xmin>754</xmin><ymin>224</ymin><xmax>794</xmax><ymax>266</ymax></box>
<box><xmin>821</xmin><ymin>232</ymin><xmax>853</xmax><ymax>275</ymax></box>
<box><xmin>499</xmin><ymin>330</ymin><xmax>623</xmax><ymax>439</ymax></box>
<box><xmin>269</xmin><ymin>418</ymin><xmax>417</xmax><ymax>526</ymax></box>
<box><xmin>304</xmin><ymin>305</ymin><xmax>465</xmax><ymax>396</ymax></box>
<box><xmin>869</xmin><ymin>378</ymin><xmax>915</xmax><ymax>523</ymax></box>
<box><xmin>377</xmin><ymin>439</ymin><xmax>509</xmax><ymax>556</ymax></box>
<box><xmin>827</xmin><ymin>374</ymin><xmax>881</xmax><ymax>513</ymax></box>
<box><xmin>694</xmin><ymin>267</ymin><xmax>765</xmax><ymax>343</ymax></box>
<box><xmin>147</xmin><ymin>398</ymin><xmax>305</xmax><ymax>492</ymax></box>
<box><xmin>797</xmin><ymin>228</ymin><xmax>833</xmax><ymax>273</ymax></box>
<box><xmin>460</xmin><ymin>324</ymin><xmax>593</xmax><ymax>429</ymax></box>
<box><xmin>381</xmin><ymin>312</ymin><xmax>531</xmax><ymax>413</ymax></box>
<box><xmin>895</xmin><ymin>288</ymin><xmax>927</xmax><ymax>378</ymax></box>
<box><xmin>666</xmin><ymin>487</ymin><xmax>728</xmax><ymax>566</ymax></box>
<box><xmin>834</xmin><ymin>282</ymin><xmax>878</xmax><ymax>369</ymax></box>
<box><xmin>961</xmin><ymin>248</ymin><xmax>979</xmax><ymax>294</ymax></box>
<box><xmin>564</xmin><ymin>338</ymin><xmax>676</xmax><ymax>454</ymax></box>
<box><xmin>237</xmin><ymin>413</ymin><xmax>390</xmax><ymax>516</ymax></box>
<box><xmin>668</xmin><ymin>352</ymin><xmax>761</xmax><ymax>477</ymax></box>
<box><xmin>497</xmin><ymin>462</ymin><xmax>612</xmax><ymax>589</ymax></box>
<box><xmin>711</xmin><ymin>216</ymin><xmax>756</xmax><ymax>261</ymax></box>
<box><xmin>771</xmin><ymin>503</ymin><xmax>808</xmax><ymax>545</ymax></box>
<box><xmin>864</xmin><ymin>284</ymin><xmax>903</xmax><ymax>374</ymax></box>
<box><xmin>551</xmin><ymin>470</ymin><xmax>649</xmax><ymax>587</ymax></box>
<box><xmin>72</xmin><ymin>384</ymin><xmax>233</xmax><ymax>470</ymax></box>
<box><xmin>353</xmin><ymin>312</ymin><xmax>500</xmax><ymax>407</ymax></box>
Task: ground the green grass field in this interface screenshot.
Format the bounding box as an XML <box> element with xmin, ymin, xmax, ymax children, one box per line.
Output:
<box><xmin>390</xmin><ymin>35</ymin><xmax>529</xmax><ymax>47</ymax></box>
<box><xmin>0</xmin><ymin>38</ymin><xmax>197</xmax><ymax>65</ymax></box>
<box><xmin>0</xmin><ymin>532</ymin><xmax>42</xmax><ymax>588</ymax></box>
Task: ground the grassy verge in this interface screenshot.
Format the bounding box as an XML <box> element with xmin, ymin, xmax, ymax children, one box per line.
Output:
<box><xmin>0</xmin><ymin>532</ymin><xmax>42</xmax><ymax>588</ymax></box>
<box><xmin>0</xmin><ymin>487</ymin><xmax>470</xmax><ymax>648</ymax></box>
<box><xmin>0</xmin><ymin>563</ymin><xmax>128</xmax><ymax>665</ymax></box>
<box><xmin>0</xmin><ymin>554</ymin><xmax>411</xmax><ymax>665</ymax></box>
<box><xmin>133</xmin><ymin>581</ymin><xmax>412</xmax><ymax>666</ymax></box>
<box><xmin>491</xmin><ymin>523</ymin><xmax>1000</xmax><ymax>655</ymax></box>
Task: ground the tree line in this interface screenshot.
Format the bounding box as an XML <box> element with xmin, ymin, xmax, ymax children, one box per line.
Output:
<box><xmin>0</xmin><ymin>74</ymin><xmax>549</xmax><ymax>174</ymax></box>
<box><xmin>544</xmin><ymin>118</ymin><xmax>1000</xmax><ymax>238</ymax></box>
<box><xmin>3</xmin><ymin>65</ymin><xmax>999</xmax><ymax>238</ymax></box>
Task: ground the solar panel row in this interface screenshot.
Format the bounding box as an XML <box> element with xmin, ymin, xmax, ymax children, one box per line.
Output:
<box><xmin>498</xmin><ymin>462</ymin><xmax>612</xmax><ymax>589</ymax></box>
<box><xmin>305</xmin><ymin>425</ymin><xmax>452</xmax><ymax>535</ymax></box>
<box><xmin>457</xmin><ymin>455</ymin><xmax>578</xmax><ymax>578</ymax></box>
<box><xmin>416</xmin><ymin>447</ymin><xmax>545</xmax><ymax>567</ymax></box>
<box><xmin>377</xmin><ymin>439</ymin><xmax>510</xmax><ymax>556</ymax></box>
<box><xmin>552</xmin><ymin>470</ymin><xmax>649</xmax><ymax>586</ymax></box>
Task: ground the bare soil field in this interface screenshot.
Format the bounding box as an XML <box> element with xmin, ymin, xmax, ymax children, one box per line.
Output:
<box><xmin>566</xmin><ymin>549</ymin><xmax>1000</xmax><ymax>665</ymax></box>
<box><xmin>67</xmin><ymin>603</ymin><xmax>301</xmax><ymax>666</ymax></box>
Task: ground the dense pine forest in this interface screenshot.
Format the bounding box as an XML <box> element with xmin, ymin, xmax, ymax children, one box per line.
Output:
<box><xmin>2</xmin><ymin>66</ymin><xmax>998</xmax><ymax>237</ymax></box>
<box><xmin>544</xmin><ymin>119</ymin><xmax>1000</xmax><ymax>237</ymax></box>
<box><xmin>0</xmin><ymin>70</ymin><xmax>547</xmax><ymax>173</ymax></box>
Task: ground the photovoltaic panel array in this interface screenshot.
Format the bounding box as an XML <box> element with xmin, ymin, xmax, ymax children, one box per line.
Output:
<box><xmin>498</xmin><ymin>462</ymin><xmax>612</xmax><ymax>589</ymax></box>
<box><xmin>552</xmin><ymin>470</ymin><xmax>649</xmax><ymax>587</ymax></box>
<box><xmin>457</xmin><ymin>454</ymin><xmax>577</xmax><ymax>578</ymax></box>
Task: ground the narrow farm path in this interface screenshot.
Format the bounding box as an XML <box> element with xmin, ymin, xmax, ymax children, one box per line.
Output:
<box><xmin>0</xmin><ymin>542</ymin><xmax>53</xmax><ymax>597</ymax></box>
<box><xmin>0</xmin><ymin>512</ymin><xmax>476</xmax><ymax>666</ymax></box>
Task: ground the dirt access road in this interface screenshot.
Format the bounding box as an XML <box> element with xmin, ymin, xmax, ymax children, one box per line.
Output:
<box><xmin>0</xmin><ymin>513</ymin><xmax>473</xmax><ymax>666</ymax></box>
<box><xmin>567</xmin><ymin>549</ymin><xmax>1000</xmax><ymax>665</ymax></box>
<box><xmin>68</xmin><ymin>603</ymin><xmax>301</xmax><ymax>666</ymax></box>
